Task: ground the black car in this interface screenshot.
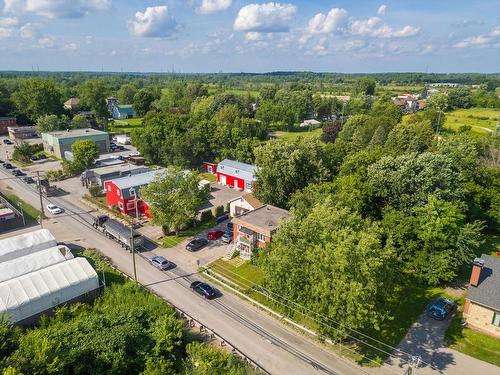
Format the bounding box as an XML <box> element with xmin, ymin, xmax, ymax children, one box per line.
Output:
<box><xmin>190</xmin><ymin>281</ymin><xmax>217</xmax><ymax>300</ymax></box>
<box><xmin>23</xmin><ymin>176</ymin><xmax>34</xmax><ymax>184</ymax></box>
<box><xmin>3</xmin><ymin>139</ymin><xmax>13</xmax><ymax>145</ymax></box>
<box><xmin>185</xmin><ymin>238</ymin><xmax>208</xmax><ymax>252</ymax></box>
<box><xmin>227</xmin><ymin>222</ymin><xmax>234</xmax><ymax>231</ymax></box>
<box><xmin>3</xmin><ymin>163</ymin><xmax>13</xmax><ymax>169</ymax></box>
<box><xmin>0</xmin><ymin>159</ymin><xmax>4</xmax><ymax>164</ymax></box>
<box><xmin>39</xmin><ymin>154</ymin><xmax>47</xmax><ymax>159</ymax></box>
<box><xmin>30</xmin><ymin>155</ymin><xmax>39</xmax><ymax>161</ymax></box>
<box><xmin>12</xmin><ymin>169</ymin><xmax>25</xmax><ymax>176</ymax></box>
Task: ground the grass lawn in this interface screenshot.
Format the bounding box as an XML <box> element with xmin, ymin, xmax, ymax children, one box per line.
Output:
<box><xmin>107</xmin><ymin>118</ymin><xmax>143</xmax><ymax>134</ymax></box>
<box><xmin>273</xmin><ymin>128</ymin><xmax>322</xmax><ymax>141</ymax></box>
<box><xmin>199</xmin><ymin>172</ymin><xmax>216</xmax><ymax>183</ymax></box>
<box><xmin>161</xmin><ymin>219</ymin><xmax>216</xmax><ymax>248</ymax></box>
<box><xmin>444</xmin><ymin>108</ymin><xmax>499</xmax><ymax>135</ymax></box>
<box><xmin>445</xmin><ymin>299</ymin><xmax>500</xmax><ymax>367</ymax></box>
<box><xmin>0</xmin><ymin>190</ymin><xmax>43</xmax><ymax>223</ymax></box>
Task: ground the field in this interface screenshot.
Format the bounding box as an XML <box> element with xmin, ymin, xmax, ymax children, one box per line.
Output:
<box><xmin>107</xmin><ymin>117</ymin><xmax>143</xmax><ymax>134</ymax></box>
<box><xmin>271</xmin><ymin>128</ymin><xmax>322</xmax><ymax>141</ymax></box>
<box><xmin>444</xmin><ymin>108</ymin><xmax>499</xmax><ymax>134</ymax></box>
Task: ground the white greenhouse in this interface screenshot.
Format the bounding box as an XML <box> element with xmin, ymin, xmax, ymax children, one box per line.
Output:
<box><xmin>0</xmin><ymin>245</ymin><xmax>74</xmax><ymax>284</ymax></box>
<box><xmin>0</xmin><ymin>229</ymin><xmax>57</xmax><ymax>263</ymax></box>
<box><xmin>0</xmin><ymin>257</ymin><xmax>100</xmax><ymax>324</ymax></box>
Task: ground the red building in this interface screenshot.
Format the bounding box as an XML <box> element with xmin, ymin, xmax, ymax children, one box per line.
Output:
<box><xmin>203</xmin><ymin>162</ymin><xmax>217</xmax><ymax>175</ymax></box>
<box><xmin>0</xmin><ymin>117</ymin><xmax>17</xmax><ymax>135</ymax></box>
<box><xmin>104</xmin><ymin>170</ymin><xmax>165</xmax><ymax>218</ymax></box>
<box><xmin>215</xmin><ymin>159</ymin><xmax>257</xmax><ymax>192</ymax></box>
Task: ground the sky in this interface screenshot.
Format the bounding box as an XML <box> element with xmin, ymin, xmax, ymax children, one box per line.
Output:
<box><xmin>0</xmin><ymin>0</ymin><xmax>499</xmax><ymax>73</ymax></box>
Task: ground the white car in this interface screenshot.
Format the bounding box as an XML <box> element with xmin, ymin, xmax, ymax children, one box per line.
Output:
<box><xmin>128</xmin><ymin>152</ymin><xmax>141</xmax><ymax>157</ymax></box>
<box><xmin>46</xmin><ymin>204</ymin><xmax>63</xmax><ymax>215</ymax></box>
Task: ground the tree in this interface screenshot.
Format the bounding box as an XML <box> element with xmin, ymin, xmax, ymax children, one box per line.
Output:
<box><xmin>117</xmin><ymin>83</ymin><xmax>137</xmax><ymax>104</ymax></box>
<box><xmin>427</xmin><ymin>93</ymin><xmax>449</xmax><ymax>111</ymax></box>
<box><xmin>384</xmin><ymin>120</ymin><xmax>435</xmax><ymax>154</ymax></box>
<box><xmin>12</xmin><ymin>78</ymin><xmax>62</xmax><ymax>122</ymax></box>
<box><xmin>12</xmin><ymin>141</ymin><xmax>34</xmax><ymax>163</ymax></box>
<box><xmin>140</xmin><ymin>168</ymin><xmax>208</xmax><ymax>234</ymax></box>
<box><xmin>0</xmin><ymin>318</ymin><xmax>19</xmax><ymax>369</ymax></box>
<box><xmin>447</xmin><ymin>88</ymin><xmax>472</xmax><ymax>109</ymax></box>
<box><xmin>79</xmin><ymin>79</ymin><xmax>108</xmax><ymax>119</ymax></box>
<box><xmin>263</xmin><ymin>203</ymin><xmax>396</xmax><ymax>337</ymax></box>
<box><xmin>320</xmin><ymin>120</ymin><xmax>342</xmax><ymax>143</ymax></box>
<box><xmin>254</xmin><ymin>139</ymin><xmax>334</xmax><ymax>208</ymax></box>
<box><xmin>183</xmin><ymin>342</ymin><xmax>249</xmax><ymax>375</ymax></box>
<box><xmin>133</xmin><ymin>89</ymin><xmax>156</xmax><ymax>117</ymax></box>
<box><xmin>70</xmin><ymin>114</ymin><xmax>88</xmax><ymax>129</ymax></box>
<box><xmin>353</xmin><ymin>77</ymin><xmax>376</xmax><ymax>96</ymax></box>
<box><xmin>68</xmin><ymin>139</ymin><xmax>99</xmax><ymax>174</ymax></box>
<box><xmin>35</xmin><ymin>115</ymin><xmax>70</xmax><ymax>134</ymax></box>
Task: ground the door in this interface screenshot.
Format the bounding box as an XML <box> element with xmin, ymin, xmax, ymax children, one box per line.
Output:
<box><xmin>220</xmin><ymin>174</ymin><xmax>226</xmax><ymax>185</ymax></box>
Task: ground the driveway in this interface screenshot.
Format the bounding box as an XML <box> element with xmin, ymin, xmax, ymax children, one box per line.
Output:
<box><xmin>200</xmin><ymin>184</ymin><xmax>243</xmax><ymax>212</ymax></box>
<box><xmin>381</xmin><ymin>310</ymin><xmax>500</xmax><ymax>375</ymax></box>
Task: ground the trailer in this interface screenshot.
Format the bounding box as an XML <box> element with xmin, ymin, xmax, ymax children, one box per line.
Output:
<box><xmin>93</xmin><ymin>215</ymin><xmax>144</xmax><ymax>250</ymax></box>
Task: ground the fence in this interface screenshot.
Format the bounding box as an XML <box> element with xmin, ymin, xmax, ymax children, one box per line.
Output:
<box><xmin>0</xmin><ymin>192</ymin><xmax>25</xmax><ymax>232</ymax></box>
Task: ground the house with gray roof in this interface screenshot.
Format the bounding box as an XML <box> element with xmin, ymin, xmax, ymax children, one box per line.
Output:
<box><xmin>216</xmin><ymin>159</ymin><xmax>257</xmax><ymax>192</ymax></box>
<box><xmin>464</xmin><ymin>254</ymin><xmax>500</xmax><ymax>338</ymax></box>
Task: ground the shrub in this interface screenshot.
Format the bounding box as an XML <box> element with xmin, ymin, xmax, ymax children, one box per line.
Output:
<box><xmin>88</xmin><ymin>184</ymin><xmax>102</xmax><ymax>197</ymax></box>
<box><xmin>46</xmin><ymin>169</ymin><xmax>66</xmax><ymax>181</ymax></box>
<box><xmin>214</xmin><ymin>205</ymin><xmax>224</xmax><ymax>217</ymax></box>
<box><xmin>200</xmin><ymin>209</ymin><xmax>213</xmax><ymax>223</ymax></box>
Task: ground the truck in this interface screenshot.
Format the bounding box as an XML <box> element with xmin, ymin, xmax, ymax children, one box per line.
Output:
<box><xmin>92</xmin><ymin>215</ymin><xmax>144</xmax><ymax>250</ymax></box>
<box><xmin>37</xmin><ymin>178</ymin><xmax>57</xmax><ymax>197</ymax></box>
<box><xmin>114</xmin><ymin>134</ymin><xmax>131</xmax><ymax>145</ymax></box>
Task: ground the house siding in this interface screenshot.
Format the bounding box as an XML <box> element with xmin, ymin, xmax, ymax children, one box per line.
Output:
<box><xmin>464</xmin><ymin>300</ymin><xmax>500</xmax><ymax>338</ymax></box>
<box><xmin>104</xmin><ymin>180</ymin><xmax>152</xmax><ymax>218</ymax></box>
<box><xmin>217</xmin><ymin>172</ymin><xmax>246</xmax><ymax>191</ymax></box>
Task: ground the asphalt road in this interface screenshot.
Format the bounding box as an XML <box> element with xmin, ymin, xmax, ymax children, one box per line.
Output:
<box><xmin>0</xmin><ymin>167</ymin><xmax>380</xmax><ymax>375</ymax></box>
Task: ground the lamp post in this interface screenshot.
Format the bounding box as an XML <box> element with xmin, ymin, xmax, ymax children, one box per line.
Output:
<box><xmin>129</xmin><ymin>187</ymin><xmax>138</xmax><ymax>281</ymax></box>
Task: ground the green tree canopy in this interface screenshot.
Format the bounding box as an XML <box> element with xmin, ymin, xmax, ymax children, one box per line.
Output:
<box><xmin>36</xmin><ymin>114</ymin><xmax>70</xmax><ymax>134</ymax></box>
<box><xmin>79</xmin><ymin>79</ymin><xmax>108</xmax><ymax>119</ymax></box>
<box><xmin>68</xmin><ymin>139</ymin><xmax>100</xmax><ymax>174</ymax></box>
<box><xmin>12</xmin><ymin>78</ymin><xmax>62</xmax><ymax>122</ymax></box>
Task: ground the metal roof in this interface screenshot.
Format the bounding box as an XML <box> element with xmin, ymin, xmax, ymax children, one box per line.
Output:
<box><xmin>45</xmin><ymin>128</ymin><xmax>108</xmax><ymax>139</ymax></box>
<box><xmin>111</xmin><ymin>169</ymin><xmax>166</xmax><ymax>191</ymax></box>
<box><xmin>217</xmin><ymin>159</ymin><xmax>257</xmax><ymax>182</ymax></box>
<box><xmin>467</xmin><ymin>254</ymin><xmax>500</xmax><ymax>311</ymax></box>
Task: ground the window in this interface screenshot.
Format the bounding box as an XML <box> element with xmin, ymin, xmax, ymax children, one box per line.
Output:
<box><xmin>257</xmin><ymin>233</ymin><xmax>265</xmax><ymax>242</ymax></box>
<box><xmin>118</xmin><ymin>201</ymin><xmax>123</xmax><ymax>210</ymax></box>
<box><xmin>107</xmin><ymin>185</ymin><xmax>111</xmax><ymax>192</ymax></box>
<box><xmin>493</xmin><ymin>312</ymin><xmax>500</xmax><ymax>327</ymax></box>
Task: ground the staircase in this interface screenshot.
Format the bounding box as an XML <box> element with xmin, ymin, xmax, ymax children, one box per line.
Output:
<box><xmin>223</xmin><ymin>244</ymin><xmax>236</xmax><ymax>260</ymax></box>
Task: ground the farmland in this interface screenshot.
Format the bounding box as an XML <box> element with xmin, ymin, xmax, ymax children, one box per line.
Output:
<box><xmin>444</xmin><ymin>108</ymin><xmax>499</xmax><ymax>134</ymax></box>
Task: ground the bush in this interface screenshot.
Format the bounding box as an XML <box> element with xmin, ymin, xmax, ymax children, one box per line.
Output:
<box><xmin>214</xmin><ymin>205</ymin><xmax>224</xmax><ymax>217</ymax></box>
<box><xmin>200</xmin><ymin>209</ymin><xmax>213</xmax><ymax>223</ymax></box>
<box><xmin>46</xmin><ymin>169</ymin><xmax>66</xmax><ymax>181</ymax></box>
<box><xmin>88</xmin><ymin>184</ymin><xmax>102</xmax><ymax>197</ymax></box>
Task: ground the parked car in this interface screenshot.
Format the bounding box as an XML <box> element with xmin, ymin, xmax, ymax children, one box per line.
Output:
<box><xmin>3</xmin><ymin>163</ymin><xmax>13</xmax><ymax>169</ymax></box>
<box><xmin>190</xmin><ymin>281</ymin><xmax>217</xmax><ymax>300</ymax></box>
<box><xmin>30</xmin><ymin>155</ymin><xmax>39</xmax><ymax>161</ymax></box>
<box><xmin>221</xmin><ymin>231</ymin><xmax>233</xmax><ymax>243</ymax></box>
<box><xmin>185</xmin><ymin>238</ymin><xmax>208</xmax><ymax>252</ymax></box>
<box><xmin>227</xmin><ymin>222</ymin><xmax>234</xmax><ymax>231</ymax></box>
<box><xmin>46</xmin><ymin>204</ymin><xmax>64</xmax><ymax>215</ymax></box>
<box><xmin>207</xmin><ymin>230</ymin><xmax>224</xmax><ymax>240</ymax></box>
<box><xmin>23</xmin><ymin>176</ymin><xmax>34</xmax><ymax>184</ymax></box>
<box><xmin>0</xmin><ymin>159</ymin><xmax>4</xmax><ymax>164</ymax></box>
<box><xmin>216</xmin><ymin>214</ymin><xmax>229</xmax><ymax>224</ymax></box>
<box><xmin>150</xmin><ymin>255</ymin><xmax>171</xmax><ymax>270</ymax></box>
<box><xmin>427</xmin><ymin>298</ymin><xmax>456</xmax><ymax>321</ymax></box>
<box><xmin>3</xmin><ymin>139</ymin><xmax>13</xmax><ymax>145</ymax></box>
<box><xmin>39</xmin><ymin>154</ymin><xmax>47</xmax><ymax>159</ymax></box>
<box><xmin>11</xmin><ymin>169</ymin><xmax>25</xmax><ymax>176</ymax></box>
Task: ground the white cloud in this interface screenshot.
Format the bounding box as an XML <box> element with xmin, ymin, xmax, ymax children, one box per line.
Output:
<box><xmin>128</xmin><ymin>6</ymin><xmax>178</xmax><ymax>38</ymax></box>
<box><xmin>3</xmin><ymin>0</ymin><xmax>111</xmax><ymax>19</ymax></box>
<box><xmin>197</xmin><ymin>0</ymin><xmax>231</xmax><ymax>15</ymax></box>
<box><xmin>36</xmin><ymin>36</ymin><xmax>54</xmax><ymax>48</ymax></box>
<box><xmin>306</xmin><ymin>37</ymin><xmax>329</xmax><ymax>56</ymax></box>
<box><xmin>304</xmin><ymin>8</ymin><xmax>347</xmax><ymax>35</ymax></box>
<box><xmin>377</xmin><ymin>5</ymin><xmax>386</xmax><ymax>16</ymax></box>
<box><xmin>454</xmin><ymin>26</ymin><xmax>500</xmax><ymax>48</ymax></box>
<box><xmin>350</xmin><ymin>17</ymin><xmax>419</xmax><ymax>38</ymax></box>
<box><xmin>19</xmin><ymin>22</ymin><xmax>39</xmax><ymax>38</ymax></box>
<box><xmin>245</xmin><ymin>31</ymin><xmax>264</xmax><ymax>41</ymax></box>
<box><xmin>61</xmin><ymin>42</ymin><xmax>77</xmax><ymax>51</ymax></box>
<box><xmin>0</xmin><ymin>17</ymin><xmax>18</xmax><ymax>39</ymax></box>
<box><xmin>234</xmin><ymin>2</ymin><xmax>296</xmax><ymax>33</ymax></box>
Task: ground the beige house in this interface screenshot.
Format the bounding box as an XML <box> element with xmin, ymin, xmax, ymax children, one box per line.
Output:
<box><xmin>229</xmin><ymin>193</ymin><xmax>263</xmax><ymax>217</ymax></box>
<box><xmin>64</xmin><ymin>97</ymin><xmax>80</xmax><ymax>111</ymax></box>
<box><xmin>463</xmin><ymin>255</ymin><xmax>500</xmax><ymax>338</ymax></box>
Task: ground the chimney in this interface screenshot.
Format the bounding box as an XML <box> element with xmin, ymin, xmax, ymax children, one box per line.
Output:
<box><xmin>470</xmin><ymin>258</ymin><xmax>485</xmax><ymax>287</ymax></box>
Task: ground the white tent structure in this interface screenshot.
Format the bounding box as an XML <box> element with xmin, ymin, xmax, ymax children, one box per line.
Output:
<box><xmin>0</xmin><ymin>257</ymin><xmax>100</xmax><ymax>324</ymax></box>
<box><xmin>0</xmin><ymin>245</ymin><xmax>74</xmax><ymax>284</ymax></box>
<box><xmin>0</xmin><ymin>229</ymin><xmax>57</xmax><ymax>263</ymax></box>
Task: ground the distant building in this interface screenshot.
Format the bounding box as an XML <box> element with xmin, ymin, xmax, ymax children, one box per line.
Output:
<box><xmin>428</xmin><ymin>83</ymin><xmax>461</xmax><ymax>88</ymax></box>
<box><xmin>464</xmin><ymin>255</ymin><xmax>500</xmax><ymax>338</ymax></box>
<box><xmin>112</xmin><ymin>105</ymin><xmax>136</xmax><ymax>120</ymax></box>
<box><xmin>8</xmin><ymin>126</ymin><xmax>37</xmax><ymax>140</ymax></box>
<box><xmin>42</xmin><ymin>128</ymin><xmax>110</xmax><ymax>159</ymax></box>
<box><xmin>0</xmin><ymin>117</ymin><xmax>17</xmax><ymax>135</ymax></box>
<box><xmin>216</xmin><ymin>159</ymin><xmax>257</xmax><ymax>192</ymax></box>
<box><xmin>231</xmin><ymin>205</ymin><xmax>290</xmax><ymax>260</ymax></box>
<box><xmin>64</xmin><ymin>97</ymin><xmax>80</xmax><ymax>111</ymax></box>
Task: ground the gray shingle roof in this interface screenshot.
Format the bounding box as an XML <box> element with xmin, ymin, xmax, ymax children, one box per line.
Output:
<box><xmin>217</xmin><ymin>159</ymin><xmax>257</xmax><ymax>182</ymax></box>
<box><xmin>467</xmin><ymin>254</ymin><xmax>500</xmax><ymax>311</ymax></box>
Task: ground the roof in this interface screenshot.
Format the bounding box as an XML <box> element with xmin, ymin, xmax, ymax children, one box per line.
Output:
<box><xmin>232</xmin><ymin>204</ymin><xmax>290</xmax><ymax>236</ymax></box>
<box><xmin>0</xmin><ymin>257</ymin><xmax>99</xmax><ymax>323</ymax></box>
<box><xmin>467</xmin><ymin>254</ymin><xmax>500</xmax><ymax>311</ymax></box>
<box><xmin>241</xmin><ymin>193</ymin><xmax>264</xmax><ymax>209</ymax></box>
<box><xmin>92</xmin><ymin>163</ymin><xmax>148</xmax><ymax>177</ymax></box>
<box><xmin>115</xmin><ymin>105</ymin><xmax>135</xmax><ymax>115</ymax></box>
<box><xmin>110</xmin><ymin>169</ymin><xmax>166</xmax><ymax>192</ymax></box>
<box><xmin>0</xmin><ymin>117</ymin><xmax>16</xmax><ymax>121</ymax></box>
<box><xmin>0</xmin><ymin>229</ymin><xmax>57</xmax><ymax>263</ymax></box>
<box><xmin>44</xmin><ymin>128</ymin><xmax>108</xmax><ymax>139</ymax></box>
<box><xmin>217</xmin><ymin>159</ymin><xmax>257</xmax><ymax>182</ymax></box>
<box><xmin>300</xmin><ymin>119</ymin><xmax>321</xmax><ymax>127</ymax></box>
<box><xmin>64</xmin><ymin>97</ymin><xmax>80</xmax><ymax>106</ymax></box>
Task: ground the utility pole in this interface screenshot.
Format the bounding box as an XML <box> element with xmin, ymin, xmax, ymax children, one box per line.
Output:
<box><xmin>129</xmin><ymin>187</ymin><xmax>138</xmax><ymax>281</ymax></box>
<box><xmin>403</xmin><ymin>356</ymin><xmax>421</xmax><ymax>375</ymax></box>
<box><xmin>36</xmin><ymin>171</ymin><xmax>45</xmax><ymax>228</ymax></box>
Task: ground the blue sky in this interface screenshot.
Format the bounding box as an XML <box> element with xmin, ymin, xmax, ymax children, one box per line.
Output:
<box><xmin>0</xmin><ymin>0</ymin><xmax>498</xmax><ymax>72</ymax></box>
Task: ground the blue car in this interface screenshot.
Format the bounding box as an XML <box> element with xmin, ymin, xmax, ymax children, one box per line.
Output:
<box><xmin>427</xmin><ymin>298</ymin><xmax>456</xmax><ymax>321</ymax></box>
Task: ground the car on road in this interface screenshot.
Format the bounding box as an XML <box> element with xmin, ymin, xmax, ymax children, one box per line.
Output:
<box><xmin>46</xmin><ymin>204</ymin><xmax>64</xmax><ymax>215</ymax></box>
<box><xmin>3</xmin><ymin>163</ymin><xmax>13</xmax><ymax>169</ymax></box>
<box><xmin>207</xmin><ymin>230</ymin><xmax>224</xmax><ymax>240</ymax></box>
<box><xmin>150</xmin><ymin>255</ymin><xmax>171</xmax><ymax>270</ymax></box>
<box><xmin>185</xmin><ymin>238</ymin><xmax>208</xmax><ymax>251</ymax></box>
<box><xmin>23</xmin><ymin>176</ymin><xmax>34</xmax><ymax>184</ymax></box>
<box><xmin>190</xmin><ymin>281</ymin><xmax>217</xmax><ymax>300</ymax></box>
<box><xmin>11</xmin><ymin>169</ymin><xmax>25</xmax><ymax>176</ymax></box>
<box><xmin>427</xmin><ymin>297</ymin><xmax>457</xmax><ymax>321</ymax></box>
<box><xmin>3</xmin><ymin>139</ymin><xmax>13</xmax><ymax>145</ymax></box>
<box><xmin>221</xmin><ymin>231</ymin><xmax>233</xmax><ymax>243</ymax></box>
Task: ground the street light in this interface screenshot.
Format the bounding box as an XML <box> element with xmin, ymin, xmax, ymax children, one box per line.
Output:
<box><xmin>129</xmin><ymin>187</ymin><xmax>138</xmax><ymax>281</ymax></box>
